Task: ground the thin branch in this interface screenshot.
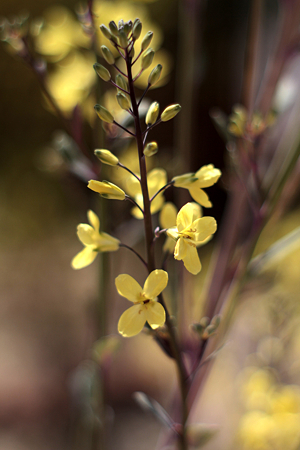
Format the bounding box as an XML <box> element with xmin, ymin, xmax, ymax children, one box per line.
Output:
<box><xmin>109</xmin><ymin>80</ymin><xmax>130</xmax><ymax>95</ymax></box>
<box><xmin>150</xmin><ymin>181</ymin><xmax>174</xmax><ymax>202</ymax></box>
<box><xmin>117</xmin><ymin>162</ymin><xmax>141</xmax><ymax>182</ymax></box>
<box><xmin>125</xmin><ymin>194</ymin><xmax>144</xmax><ymax>215</ymax></box>
<box><xmin>119</xmin><ymin>243</ymin><xmax>148</xmax><ymax>269</ymax></box>
<box><xmin>137</xmin><ymin>83</ymin><xmax>151</xmax><ymax>107</ymax></box>
<box><xmin>113</xmin><ymin>120</ymin><xmax>136</xmax><ymax>137</ymax></box>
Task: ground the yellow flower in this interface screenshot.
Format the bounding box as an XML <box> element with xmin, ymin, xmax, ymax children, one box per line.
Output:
<box><xmin>167</xmin><ymin>203</ymin><xmax>217</xmax><ymax>274</ymax></box>
<box><xmin>172</xmin><ymin>165</ymin><xmax>221</xmax><ymax>208</ymax></box>
<box><xmin>71</xmin><ymin>210</ymin><xmax>120</xmax><ymax>269</ymax></box>
<box><xmin>88</xmin><ymin>180</ymin><xmax>125</xmax><ymax>200</ymax></box>
<box><xmin>115</xmin><ymin>269</ymin><xmax>168</xmax><ymax>337</ymax></box>
<box><xmin>126</xmin><ymin>168</ymin><xmax>167</xmax><ymax>219</ymax></box>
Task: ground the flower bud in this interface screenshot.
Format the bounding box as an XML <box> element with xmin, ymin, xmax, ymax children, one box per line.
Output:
<box><xmin>116</xmin><ymin>74</ymin><xmax>128</xmax><ymax>92</ymax></box>
<box><xmin>116</xmin><ymin>92</ymin><xmax>131</xmax><ymax>110</ymax></box>
<box><xmin>118</xmin><ymin>19</ymin><xmax>124</xmax><ymax>29</ymax></box>
<box><xmin>141</xmin><ymin>31</ymin><xmax>153</xmax><ymax>51</ymax></box>
<box><xmin>141</xmin><ymin>48</ymin><xmax>155</xmax><ymax>70</ymax></box>
<box><xmin>94</xmin><ymin>149</ymin><xmax>119</xmax><ymax>166</ymax></box>
<box><xmin>93</xmin><ymin>63</ymin><xmax>111</xmax><ymax>82</ymax></box>
<box><xmin>124</xmin><ymin>21</ymin><xmax>132</xmax><ymax>36</ymax></box>
<box><xmin>211</xmin><ymin>314</ymin><xmax>221</xmax><ymax>329</ymax></box>
<box><xmin>88</xmin><ymin>180</ymin><xmax>125</xmax><ymax>200</ymax></box>
<box><xmin>101</xmin><ymin>45</ymin><xmax>115</xmax><ymax>65</ymax></box>
<box><xmin>146</xmin><ymin>101</ymin><xmax>159</xmax><ymax>125</ymax></box>
<box><xmin>118</xmin><ymin>29</ymin><xmax>128</xmax><ymax>48</ymax></box>
<box><xmin>100</xmin><ymin>24</ymin><xmax>112</xmax><ymax>39</ymax></box>
<box><xmin>202</xmin><ymin>324</ymin><xmax>217</xmax><ymax>340</ymax></box>
<box><xmin>148</xmin><ymin>64</ymin><xmax>162</xmax><ymax>86</ymax></box>
<box><xmin>132</xmin><ymin>19</ymin><xmax>142</xmax><ymax>40</ymax></box>
<box><xmin>94</xmin><ymin>104</ymin><xmax>114</xmax><ymax>123</ymax></box>
<box><xmin>109</xmin><ymin>21</ymin><xmax>119</xmax><ymax>36</ymax></box>
<box><xmin>144</xmin><ymin>142</ymin><xmax>158</xmax><ymax>157</ymax></box>
<box><xmin>161</xmin><ymin>104</ymin><xmax>181</xmax><ymax>122</ymax></box>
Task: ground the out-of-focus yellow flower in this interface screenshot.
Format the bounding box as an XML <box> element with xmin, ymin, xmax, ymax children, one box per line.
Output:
<box><xmin>173</xmin><ymin>165</ymin><xmax>221</xmax><ymax>208</ymax></box>
<box><xmin>46</xmin><ymin>51</ymin><xmax>96</xmax><ymax>114</ymax></box>
<box><xmin>34</xmin><ymin>5</ymin><xmax>91</xmax><ymax>62</ymax></box>
<box><xmin>238</xmin><ymin>368</ymin><xmax>300</xmax><ymax>450</ymax></box>
<box><xmin>71</xmin><ymin>210</ymin><xmax>120</xmax><ymax>269</ymax></box>
<box><xmin>88</xmin><ymin>180</ymin><xmax>126</xmax><ymax>200</ymax></box>
<box><xmin>126</xmin><ymin>168</ymin><xmax>167</xmax><ymax>219</ymax></box>
<box><xmin>166</xmin><ymin>203</ymin><xmax>217</xmax><ymax>275</ymax></box>
<box><xmin>115</xmin><ymin>269</ymin><xmax>168</xmax><ymax>337</ymax></box>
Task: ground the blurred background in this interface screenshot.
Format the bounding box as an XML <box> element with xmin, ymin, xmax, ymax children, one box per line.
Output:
<box><xmin>1</xmin><ymin>0</ymin><xmax>300</xmax><ymax>449</ymax></box>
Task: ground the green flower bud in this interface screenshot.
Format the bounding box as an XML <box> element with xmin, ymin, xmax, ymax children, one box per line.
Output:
<box><xmin>94</xmin><ymin>149</ymin><xmax>119</xmax><ymax>166</ymax></box>
<box><xmin>141</xmin><ymin>48</ymin><xmax>155</xmax><ymax>70</ymax></box>
<box><xmin>100</xmin><ymin>24</ymin><xmax>112</xmax><ymax>39</ymax></box>
<box><xmin>148</xmin><ymin>64</ymin><xmax>162</xmax><ymax>86</ymax></box>
<box><xmin>118</xmin><ymin>19</ymin><xmax>124</xmax><ymax>30</ymax></box>
<box><xmin>101</xmin><ymin>45</ymin><xmax>115</xmax><ymax>65</ymax></box>
<box><xmin>109</xmin><ymin>21</ymin><xmax>119</xmax><ymax>36</ymax></box>
<box><xmin>144</xmin><ymin>142</ymin><xmax>158</xmax><ymax>157</ymax></box>
<box><xmin>124</xmin><ymin>21</ymin><xmax>132</xmax><ymax>36</ymax></box>
<box><xmin>94</xmin><ymin>104</ymin><xmax>114</xmax><ymax>123</ymax></box>
<box><xmin>141</xmin><ymin>31</ymin><xmax>153</xmax><ymax>51</ymax></box>
<box><xmin>93</xmin><ymin>63</ymin><xmax>111</xmax><ymax>82</ymax></box>
<box><xmin>145</xmin><ymin>101</ymin><xmax>159</xmax><ymax>125</ymax></box>
<box><xmin>118</xmin><ymin>29</ymin><xmax>128</xmax><ymax>48</ymax></box>
<box><xmin>161</xmin><ymin>104</ymin><xmax>181</xmax><ymax>122</ymax></box>
<box><xmin>116</xmin><ymin>92</ymin><xmax>131</xmax><ymax>110</ymax></box>
<box><xmin>116</xmin><ymin>74</ymin><xmax>128</xmax><ymax>92</ymax></box>
<box><xmin>132</xmin><ymin>20</ymin><xmax>142</xmax><ymax>40</ymax></box>
<box><xmin>211</xmin><ymin>314</ymin><xmax>221</xmax><ymax>329</ymax></box>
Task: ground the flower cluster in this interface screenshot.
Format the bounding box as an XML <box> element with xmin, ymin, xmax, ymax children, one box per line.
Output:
<box><xmin>70</xmin><ymin>17</ymin><xmax>221</xmax><ymax>337</ymax></box>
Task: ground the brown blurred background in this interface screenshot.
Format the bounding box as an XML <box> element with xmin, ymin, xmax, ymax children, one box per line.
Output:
<box><xmin>2</xmin><ymin>1</ymin><xmax>300</xmax><ymax>450</ymax></box>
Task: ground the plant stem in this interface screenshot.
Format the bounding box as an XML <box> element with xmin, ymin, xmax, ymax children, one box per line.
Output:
<box><xmin>125</xmin><ymin>48</ymin><xmax>189</xmax><ymax>450</ymax></box>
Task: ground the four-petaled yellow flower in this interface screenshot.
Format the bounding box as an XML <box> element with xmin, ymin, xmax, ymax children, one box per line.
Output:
<box><xmin>71</xmin><ymin>210</ymin><xmax>120</xmax><ymax>269</ymax></box>
<box><xmin>115</xmin><ymin>270</ymin><xmax>168</xmax><ymax>337</ymax></box>
<box><xmin>126</xmin><ymin>168</ymin><xmax>167</xmax><ymax>219</ymax></box>
<box><xmin>172</xmin><ymin>165</ymin><xmax>221</xmax><ymax>208</ymax></box>
<box><xmin>166</xmin><ymin>203</ymin><xmax>217</xmax><ymax>274</ymax></box>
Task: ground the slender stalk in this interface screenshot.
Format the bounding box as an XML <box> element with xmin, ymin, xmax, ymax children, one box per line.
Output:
<box><xmin>119</xmin><ymin>243</ymin><xmax>148</xmax><ymax>269</ymax></box>
<box><xmin>124</xmin><ymin>47</ymin><xmax>189</xmax><ymax>450</ymax></box>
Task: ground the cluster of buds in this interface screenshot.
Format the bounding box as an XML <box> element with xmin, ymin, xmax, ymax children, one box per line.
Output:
<box><xmin>192</xmin><ymin>315</ymin><xmax>221</xmax><ymax>340</ymax></box>
<box><xmin>228</xmin><ymin>104</ymin><xmax>275</xmax><ymax>139</ymax></box>
<box><xmin>0</xmin><ymin>14</ymin><xmax>29</xmax><ymax>55</ymax></box>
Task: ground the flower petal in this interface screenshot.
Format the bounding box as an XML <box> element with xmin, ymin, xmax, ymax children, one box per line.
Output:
<box><xmin>195</xmin><ymin>165</ymin><xmax>221</xmax><ymax>188</ymax></box>
<box><xmin>77</xmin><ymin>224</ymin><xmax>97</xmax><ymax>245</ymax></box>
<box><xmin>145</xmin><ymin>301</ymin><xmax>166</xmax><ymax>329</ymax></box>
<box><xmin>115</xmin><ymin>274</ymin><xmax>143</xmax><ymax>302</ymax></box>
<box><xmin>192</xmin><ymin>217</ymin><xmax>217</xmax><ymax>242</ymax></box>
<box><xmin>87</xmin><ymin>210</ymin><xmax>100</xmax><ymax>231</ymax></box>
<box><xmin>188</xmin><ymin>187</ymin><xmax>212</xmax><ymax>208</ymax></box>
<box><xmin>159</xmin><ymin>202</ymin><xmax>177</xmax><ymax>229</ymax></box>
<box><xmin>174</xmin><ymin>237</ymin><xmax>187</xmax><ymax>261</ymax></box>
<box><xmin>118</xmin><ymin>304</ymin><xmax>147</xmax><ymax>337</ymax></box>
<box><xmin>177</xmin><ymin>203</ymin><xmax>197</xmax><ymax>232</ymax></box>
<box><xmin>143</xmin><ymin>269</ymin><xmax>168</xmax><ymax>300</ymax></box>
<box><xmin>183</xmin><ymin>244</ymin><xmax>202</xmax><ymax>275</ymax></box>
<box><xmin>71</xmin><ymin>246</ymin><xmax>97</xmax><ymax>269</ymax></box>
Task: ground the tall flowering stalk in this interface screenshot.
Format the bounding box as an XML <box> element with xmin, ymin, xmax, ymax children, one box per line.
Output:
<box><xmin>71</xmin><ymin>18</ymin><xmax>221</xmax><ymax>450</ymax></box>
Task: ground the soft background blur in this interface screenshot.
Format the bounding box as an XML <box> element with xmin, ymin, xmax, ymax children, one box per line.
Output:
<box><xmin>1</xmin><ymin>0</ymin><xmax>300</xmax><ymax>449</ymax></box>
